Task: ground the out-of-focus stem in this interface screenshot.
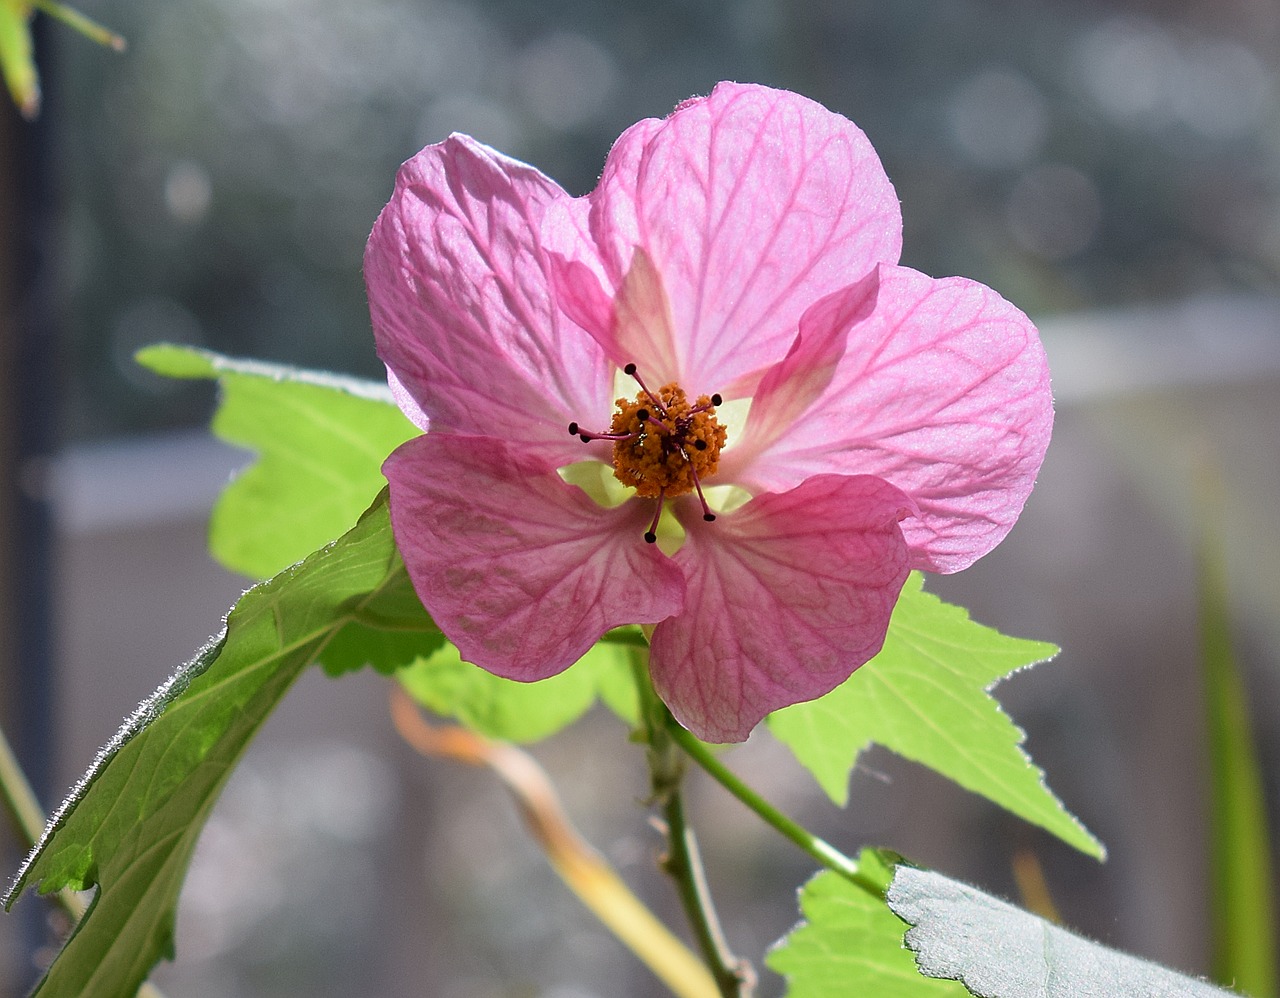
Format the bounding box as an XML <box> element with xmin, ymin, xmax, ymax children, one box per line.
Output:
<box><xmin>31</xmin><ymin>1</ymin><xmax>126</xmax><ymax>50</ymax></box>
<box><xmin>0</xmin><ymin>722</ymin><xmax>51</xmax><ymax>860</ymax></box>
<box><xmin>1</xmin><ymin>723</ymin><xmax>87</xmax><ymax>923</ymax></box>
<box><xmin>1010</xmin><ymin>848</ymin><xmax>1062</xmax><ymax>924</ymax></box>
<box><xmin>1197</xmin><ymin>465</ymin><xmax>1277</xmax><ymax>998</ymax></box>
<box><xmin>389</xmin><ymin>686</ymin><xmax>718</xmax><ymax>998</ymax></box>
<box><xmin>1</xmin><ymin>724</ymin><xmax>167</xmax><ymax>998</ymax></box>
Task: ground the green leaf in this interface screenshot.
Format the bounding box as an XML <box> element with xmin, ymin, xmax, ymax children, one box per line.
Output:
<box><xmin>0</xmin><ymin>1</ymin><xmax>38</xmax><ymax>119</ymax></box>
<box><xmin>769</xmin><ymin>574</ymin><xmax>1102</xmax><ymax>859</ymax></box>
<box><xmin>1</xmin><ymin>0</ymin><xmax>124</xmax><ymax>119</ymax></box>
<box><xmin>2</xmin><ymin>492</ymin><xmax>439</xmax><ymax>998</ymax></box>
<box><xmin>1198</xmin><ymin>496</ymin><xmax>1277</xmax><ymax>997</ymax></box>
<box><xmin>767</xmin><ymin>850</ymin><xmax>969</xmax><ymax>997</ymax></box>
<box><xmin>887</xmin><ymin>865</ymin><xmax>1239</xmax><ymax>997</ymax></box>
<box><xmin>592</xmin><ymin>630</ymin><xmax>645</xmax><ymax>728</ymax></box>
<box><xmin>397</xmin><ymin>639</ymin><xmax>638</xmax><ymax>743</ymax></box>
<box><xmin>136</xmin><ymin>343</ymin><xmax>418</xmax><ymax>579</ymax></box>
<box><xmin>317</xmin><ymin>543</ymin><xmax>445</xmax><ymax>677</ymax></box>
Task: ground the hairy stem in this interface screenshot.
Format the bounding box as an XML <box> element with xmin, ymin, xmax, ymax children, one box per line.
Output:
<box><xmin>666</xmin><ymin>722</ymin><xmax>883</xmax><ymax>900</ymax></box>
<box><xmin>634</xmin><ymin>658</ymin><xmax>754</xmax><ymax>997</ymax></box>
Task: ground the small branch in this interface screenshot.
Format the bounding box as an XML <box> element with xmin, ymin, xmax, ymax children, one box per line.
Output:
<box><xmin>389</xmin><ymin>686</ymin><xmax>718</xmax><ymax>998</ymax></box>
<box><xmin>633</xmin><ymin>660</ymin><xmax>754</xmax><ymax>997</ymax></box>
<box><xmin>666</xmin><ymin>723</ymin><xmax>883</xmax><ymax>900</ymax></box>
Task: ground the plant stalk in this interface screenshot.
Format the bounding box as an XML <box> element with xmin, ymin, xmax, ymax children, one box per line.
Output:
<box><xmin>31</xmin><ymin>1</ymin><xmax>126</xmax><ymax>50</ymax></box>
<box><xmin>666</xmin><ymin>722</ymin><xmax>882</xmax><ymax>900</ymax></box>
<box><xmin>390</xmin><ymin>686</ymin><xmax>719</xmax><ymax>998</ymax></box>
<box><xmin>633</xmin><ymin>657</ymin><xmax>754</xmax><ymax>997</ymax></box>
<box><xmin>1</xmin><ymin>723</ymin><xmax>168</xmax><ymax>998</ymax></box>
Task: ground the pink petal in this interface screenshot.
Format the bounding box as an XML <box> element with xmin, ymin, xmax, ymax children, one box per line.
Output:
<box><xmin>735</xmin><ymin>265</ymin><xmax>1053</xmax><ymax>574</ymax></box>
<box><xmin>649</xmin><ymin>474</ymin><xmax>914</xmax><ymax>743</ymax></box>
<box><xmin>386</xmin><ymin>368</ymin><xmax>429</xmax><ymax>431</ymax></box>
<box><xmin>544</xmin><ymin>82</ymin><xmax>902</xmax><ymax>396</ymax></box>
<box><xmin>385</xmin><ymin>433</ymin><xmax>685</xmax><ymax>680</ymax></box>
<box><xmin>543</xmin><ymin>116</ymin><xmax>678</xmax><ymax>383</ymax></box>
<box><xmin>365</xmin><ymin>135</ymin><xmax>613</xmax><ymax>466</ymax></box>
<box><xmin>718</xmin><ymin>270</ymin><xmax>879</xmax><ymax>477</ymax></box>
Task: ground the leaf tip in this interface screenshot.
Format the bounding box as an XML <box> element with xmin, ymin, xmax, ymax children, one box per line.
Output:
<box><xmin>134</xmin><ymin>342</ymin><xmax>217</xmax><ymax>379</ymax></box>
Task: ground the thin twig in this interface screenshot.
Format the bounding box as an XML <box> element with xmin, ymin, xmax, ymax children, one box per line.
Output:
<box><xmin>388</xmin><ymin>686</ymin><xmax>718</xmax><ymax>998</ymax></box>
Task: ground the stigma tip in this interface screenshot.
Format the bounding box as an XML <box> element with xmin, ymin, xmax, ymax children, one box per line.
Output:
<box><xmin>568</xmin><ymin>422</ymin><xmax>579</xmax><ymax>435</ymax></box>
<box><xmin>644</xmin><ymin>531</ymin><xmax>657</xmax><ymax>543</ymax></box>
<box><xmin>624</xmin><ymin>362</ymin><xmax>637</xmax><ymax>375</ymax></box>
<box><xmin>711</xmin><ymin>393</ymin><xmax>722</xmax><ymax>406</ymax></box>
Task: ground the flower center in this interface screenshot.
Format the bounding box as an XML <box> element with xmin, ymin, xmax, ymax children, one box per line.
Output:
<box><xmin>568</xmin><ymin>364</ymin><xmax>726</xmax><ymax>542</ymax></box>
<box><xmin>610</xmin><ymin>383</ymin><xmax>726</xmax><ymax>498</ymax></box>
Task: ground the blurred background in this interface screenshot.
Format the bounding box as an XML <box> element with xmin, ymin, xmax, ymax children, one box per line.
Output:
<box><xmin>2</xmin><ymin>0</ymin><xmax>1279</xmax><ymax>994</ymax></box>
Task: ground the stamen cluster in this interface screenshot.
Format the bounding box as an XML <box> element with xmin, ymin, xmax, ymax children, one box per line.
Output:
<box><xmin>568</xmin><ymin>363</ymin><xmax>726</xmax><ymax>542</ymax></box>
<box><xmin>609</xmin><ymin>383</ymin><xmax>725</xmax><ymax>498</ymax></box>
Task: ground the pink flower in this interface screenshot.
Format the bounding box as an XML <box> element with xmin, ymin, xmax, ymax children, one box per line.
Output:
<box><xmin>365</xmin><ymin>83</ymin><xmax>1052</xmax><ymax>743</ymax></box>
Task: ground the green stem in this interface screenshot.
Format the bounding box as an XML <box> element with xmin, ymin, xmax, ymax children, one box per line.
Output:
<box><xmin>661</xmin><ymin>781</ymin><xmax>754</xmax><ymax>996</ymax></box>
<box><xmin>633</xmin><ymin>658</ymin><xmax>753</xmax><ymax>997</ymax></box>
<box><xmin>1</xmin><ymin>724</ymin><xmax>168</xmax><ymax>998</ymax></box>
<box><xmin>31</xmin><ymin>0</ymin><xmax>126</xmax><ymax>50</ymax></box>
<box><xmin>666</xmin><ymin>723</ymin><xmax>883</xmax><ymax>900</ymax></box>
<box><xmin>0</xmin><ymin>722</ymin><xmax>48</xmax><ymax>853</ymax></box>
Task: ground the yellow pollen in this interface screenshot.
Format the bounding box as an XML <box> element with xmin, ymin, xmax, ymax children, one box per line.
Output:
<box><xmin>609</xmin><ymin>383</ymin><xmax>726</xmax><ymax>498</ymax></box>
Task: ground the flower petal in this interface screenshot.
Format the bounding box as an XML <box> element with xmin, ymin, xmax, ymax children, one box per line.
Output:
<box><xmin>649</xmin><ymin>474</ymin><xmax>914</xmax><ymax>743</ymax></box>
<box><xmin>366</xmin><ymin>134</ymin><xmax>613</xmax><ymax>464</ymax></box>
<box><xmin>385</xmin><ymin>433</ymin><xmax>685</xmax><ymax>680</ymax></box>
<box><xmin>543</xmin><ymin>117</ymin><xmax>680</xmax><ymax>384</ymax></box>
<box><xmin>735</xmin><ymin>265</ymin><xmax>1053</xmax><ymax>574</ymax></box>
<box><xmin>386</xmin><ymin>368</ymin><xmax>430</xmax><ymax>431</ymax></box>
<box><xmin>718</xmin><ymin>270</ymin><xmax>879</xmax><ymax>477</ymax></box>
<box><xmin>544</xmin><ymin>82</ymin><xmax>902</xmax><ymax>395</ymax></box>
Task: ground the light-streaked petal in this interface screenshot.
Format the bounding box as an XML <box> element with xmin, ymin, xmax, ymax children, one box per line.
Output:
<box><xmin>650</xmin><ymin>474</ymin><xmax>914</xmax><ymax>743</ymax></box>
<box><xmin>718</xmin><ymin>271</ymin><xmax>879</xmax><ymax>478</ymax></box>
<box><xmin>735</xmin><ymin>265</ymin><xmax>1053</xmax><ymax>574</ymax></box>
<box><xmin>386</xmin><ymin>368</ymin><xmax>430</xmax><ymax>431</ymax></box>
<box><xmin>366</xmin><ymin>134</ymin><xmax>613</xmax><ymax>465</ymax></box>
<box><xmin>544</xmin><ymin>115</ymin><xmax>666</xmax><ymax>341</ymax></box>
<box><xmin>385</xmin><ymin>433</ymin><xmax>685</xmax><ymax>680</ymax></box>
<box><xmin>544</xmin><ymin>82</ymin><xmax>902</xmax><ymax>395</ymax></box>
